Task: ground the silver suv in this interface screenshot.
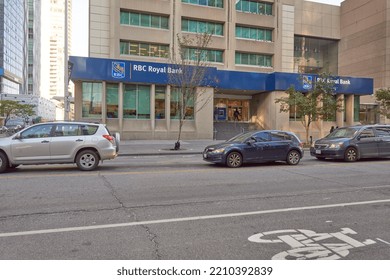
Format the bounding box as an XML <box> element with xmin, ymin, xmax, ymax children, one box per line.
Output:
<box><xmin>0</xmin><ymin>122</ymin><xmax>119</xmax><ymax>172</ymax></box>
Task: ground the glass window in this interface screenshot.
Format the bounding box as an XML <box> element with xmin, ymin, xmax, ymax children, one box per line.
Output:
<box><xmin>124</xmin><ymin>85</ymin><xmax>137</xmax><ymax>119</ymax></box>
<box><xmin>138</xmin><ymin>86</ymin><xmax>151</xmax><ymax>119</ymax></box>
<box><xmin>54</xmin><ymin>124</ymin><xmax>82</xmax><ymax>137</ymax></box>
<box><xmin>359</xmin><ymin>129</ymin><xmax>375</xmax><ymax>138</ymax></box>
<box><xmin>141</xmin><ymin>14</ymin><xmax>150</xmax><ymax>27</ymax></box>
<box><xmin>121</xmin><ymin>41</ymin><xmax>169</xmax><ymax>57</ymax></box>
<box><xmin>21</xmin><ymin>124</ymin><xmax>54</xmax><ymax>139</ymax></box>
<box><xmin>151</xmin><ymin>15</ymin><xmax>160</xmax><ymax>28</ymax></box>
<box><xmin>182</xmin><ymin>19</ymin><xmax>189</xmax><ymax>31</ymax></box>
<box><xmin>294</xmin><ymin>35</ymin><xmax>338</xmax><ymax>74</ymax></box>
<box><xmin>254</xmin><ymin>131</ymin><xmax>270</xmax><ymax>142</ymax></box>
<box><xmin>170</xmin><ymin>88</ymin><xmax>194</xmax><ymax>120</ymax></box>
<box><xmin>235</xmin><ymin>52</ymin><xmax>272</xmax><ymax>67</ymax></box>
<box><xmin>184</xmin><ymin>48</ymin><xmax>223</xmax><ymax>63</ymax></box>
<box><xmin>236</xmin><ymin>25</ymin><xmax>272</xmax><ymax>42</ymax></box>
<box><xmin>106</xmin><ymin>84</ymin><xmax>119</xmax><ymax>118</ymax></box>
<box><xmin>236</xmin><ymin>1</ymin><xmax>272</xmax><ymax>15</ymax></box>
<box><xmin>82</xmin><ymin>82</ymin><xmax>102</xmax><ymax>118</ymax></box>
<box><xmin>123</xmin><ymin>84</ymin><xmax>151</xmax><ymax>119</ymax></box>
<box><xmin>376</xmin><ymin>127</ymin><xmax>390</xmax><ymax>137</ymax></box>
<box><xmin>120</xmin><ymin>11</ymin><xmax>130</xmax><ymax>25</ymax></box>
<box><xmin>161</xmin><ymin>17</ymin><xmax>169</xmax><ymax>29</ymax></box>
<box><xmin>155</xmin><ymin>86</ymin><xmax>166</xmax><ymax>119</ymax></box>
<box><xmin>130</xmin><ymin>12</ymin><xmax>140</xmax><ymax>26</ymax></box>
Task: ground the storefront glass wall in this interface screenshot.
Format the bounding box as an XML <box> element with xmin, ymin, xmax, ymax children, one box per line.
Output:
<box><xmin>123</xmin><ymin>84</ymin><xmax>151</xmax><ymax>119</ymax></box>
<box><xmin>106</xmin><ymin>83</ymin><xmax>119</xmax><ymax>118</ymax></box>
<box><xmin>170</xmin><ymin>88</ymin><xmax>194</xmax><ymax>120</ymax></box>
<box><xmin>82</xmin><ymin>82</ymin><xmax>102</xmax><ymax>118</ymax></box>
<box><xmin>155</xmin><ymin>86</ymin><xmax>166</xmax><ymax>119</ymax></box>
<box><xmin>294</xmin><ymin>36</ymin><xmax>338</xmax><ymax>74</ymax></box>
<box><xmin>214</xmin><ymin>98</ymin><xmax>249</xmax><ymax>122</ymax></box>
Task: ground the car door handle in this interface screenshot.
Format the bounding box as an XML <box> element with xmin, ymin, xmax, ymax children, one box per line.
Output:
<box><xmin>75</xmin><ymin>139</ymin><xmax>84</xmax><ymax>142</ymax></box>
<box><xmin>41</xmin><ymin>140</ymin><xmax>50</xmax><ymax>143</ymax></box>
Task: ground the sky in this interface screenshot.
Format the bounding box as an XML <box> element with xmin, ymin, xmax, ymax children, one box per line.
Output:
<box><xmin>70</xmin><ymin>0</ymin><xmax>343</xmax><ymax>57</ymax></box>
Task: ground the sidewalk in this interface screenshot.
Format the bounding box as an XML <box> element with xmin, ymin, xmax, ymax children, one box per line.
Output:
<box><xmin>118</xmin><ymin>139</ymin><xmax>219</xmax><ymax>156</ymax></box>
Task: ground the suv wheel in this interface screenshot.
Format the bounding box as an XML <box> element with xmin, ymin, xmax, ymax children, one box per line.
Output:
<box><xmin>287</xmin><ymin>150</ymin><xmax>301</xmax><ymax>165</ymax></box>
<box><xmin>0</xmin><ymin>152</ymin><xmax>9</xmax><ymax>173</ymax></box>
<box><xmin>226</xmin><ymin>151</ymin><xmax>242</xmax><ymax>168</ymax></box>
<box><xmin>76</xmin><ymin>150</ymin><xmax>99</xmax><ymax>171</ymax></box>
<box><xmin>344</xmin><ymin>147</ymin><xmax>358</xmax><ymax>162</ymax></box>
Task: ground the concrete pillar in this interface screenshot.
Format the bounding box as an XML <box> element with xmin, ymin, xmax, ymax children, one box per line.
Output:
<box><xmin>118</xmin><ymin>83</ymin><xmax>123</xmax><ymax>134</ymax></box>
<box><xmin>102</xmin><ymin>81</ymin><xmax>107</xmax><ymax>124</ymax></box>
<box><xmin>150</xmin><ymin>84</ymin><xmax>155</xmax><ymax>132</ymax></box>
<box><xmin>345</xmin><ymin>94</ymin><xmax>354</xmax><ymax>126</ymax></box>
<box><xmin>336</xmin><ymin>94</ymin><xmax>344</xmax><ymax>127</ymax></box>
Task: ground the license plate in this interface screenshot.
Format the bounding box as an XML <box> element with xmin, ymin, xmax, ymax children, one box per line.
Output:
<box><xmin>315</xmin><ymin>149</ymin><xmax>321</xmax><ymax>154</ymax></box>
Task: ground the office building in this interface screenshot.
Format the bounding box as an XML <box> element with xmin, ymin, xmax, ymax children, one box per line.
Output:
<box><xmin>70</xmin><ymin>0</ymin><xmax>375</xmax><ymax>141</ymax></box>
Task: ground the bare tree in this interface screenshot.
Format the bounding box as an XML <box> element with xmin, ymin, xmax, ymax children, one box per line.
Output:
<box><xmin>275</xmin><ymin>73</ymin><xmax>344</xmax><ymax>144</ymax></box>
<box><xmin>167</xmin><ymin>32</ymin><xmax>214</xmax><ymax>149</ymax></box>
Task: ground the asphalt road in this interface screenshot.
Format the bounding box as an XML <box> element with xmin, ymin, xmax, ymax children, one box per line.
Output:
<box><xmin>0</xmin><ymin>155</ymin><xmax>390</xmax><ymax>260</ymax></box>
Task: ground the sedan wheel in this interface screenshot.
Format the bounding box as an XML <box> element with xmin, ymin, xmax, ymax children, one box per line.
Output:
<box><xmin>76</xmin><ymin>150</ymin><xmax>99</xmax><ymax>171</ymax></box>
<box><xmin>286</xmin><ymin>150</ymin><xmax>301</xmax><ymax>165</ymax></box>
<box><xmin>226</xmin><ymin>151</ymin><xmax>243</xmax><ymax>168</ymax></box>
<box><xmin>344</xmin><ymin>147</ymin><xmax>358</xmax><ymax>162</ymax></box>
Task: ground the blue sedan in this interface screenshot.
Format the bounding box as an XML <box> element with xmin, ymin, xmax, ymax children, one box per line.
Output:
<box><xmin>203</xmin><ymin>130</ymin><xmax>304</xmax><ymax>168</ymax></box>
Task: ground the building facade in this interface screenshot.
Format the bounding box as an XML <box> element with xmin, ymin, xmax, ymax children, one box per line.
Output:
<box><xmin>339</xmin><ymin>0</ymin><xmax>390</xmax><ymax>124</ymax></box>
<box><xmin>70</xmin><ymin>0</ymin><xmax>375</xmax><ymax>141</ymax></box>
<box><xmin>40</xmin><ymin>0</ymin><xmax>72</xmax><ymax>120</ymax></box>
<box><xmin>0</xmin><ymin>0</ymin><xmax>27</xmax><ymax>97</ymax></box>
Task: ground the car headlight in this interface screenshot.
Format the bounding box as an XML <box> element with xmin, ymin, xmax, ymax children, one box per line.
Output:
<box><xmin>210</xmin><ymin>148</ymin><xmax>225</xmax><ymax>154</ymax></box>
<box><xmin>329</xmin><ymin>142</ymin><xmax>343</xmax><ymax>149</ymax></box>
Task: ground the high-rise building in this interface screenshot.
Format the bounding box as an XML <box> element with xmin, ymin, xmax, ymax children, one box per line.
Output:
<box><xmin>0</xmin><ymin>0</ymin><xmax>27</xmax><ymax>97</ymax></box>
<box><xmin>40</xmin><ymin>0</ymin><xmax>72</xmax><ymax>119</ymax></box>
<box><xmin>27</xmin><ymin>0</ymin><xmax>41</xmax><ymax>97</ymax></box>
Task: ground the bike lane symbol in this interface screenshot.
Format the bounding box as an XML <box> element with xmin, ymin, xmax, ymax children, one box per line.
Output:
<box><xmin>248</xmin><ymin>227</ymin><xmax>376</xmax><ymax>260</ymax></box>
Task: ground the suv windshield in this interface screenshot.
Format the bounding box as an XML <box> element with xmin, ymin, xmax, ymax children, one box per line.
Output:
<box><xmin>325</xmin><ymin>127</ymin><xmax>359</xmax><ymax>139</ymax></box>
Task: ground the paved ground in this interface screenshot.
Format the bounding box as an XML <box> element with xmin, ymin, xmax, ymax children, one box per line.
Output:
<box><xmin>118</xmin><ymin>139</ymin><xmax>219</xmax><ymax>156</ymax></box>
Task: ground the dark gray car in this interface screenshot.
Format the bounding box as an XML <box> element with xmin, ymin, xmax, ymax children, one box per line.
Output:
<box><xmin>203</xmin><ymin>130</ymin><xmax>304</xmax><ymax>168</ymax></box>
<box><xmin>310</xmin><ymin>124</ymin><xmax>390</xmax><ymax>161</ymax></box>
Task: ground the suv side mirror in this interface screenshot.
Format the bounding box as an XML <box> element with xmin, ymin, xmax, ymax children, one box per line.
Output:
<box><xmin>246</xmin><ymin>137</ymin><xmax>256</xmax><ymax>145</ymax></box>
<box><xmin>13</xmin><ymin>133</ymin><xmax>22</xmax><ymax>140</ymax></box>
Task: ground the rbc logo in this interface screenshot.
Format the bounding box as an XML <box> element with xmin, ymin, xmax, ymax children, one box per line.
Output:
<box><xmin>302</xmin><ymin>75</ymin><xmax>312</xmax><ymax>90</ymax></box>
<box><xmin>112</xmin><ymin>62</ymin><xmax>125</xmax><ymax>79</ymax></box>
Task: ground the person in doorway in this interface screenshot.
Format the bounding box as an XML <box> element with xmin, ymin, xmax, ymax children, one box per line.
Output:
<box><xmin>330</xmin><ymin>126</ymin><xmax>335</xmax><ymax>133</ymax></box>
<box><xmin>233</xmin><ymin>108</ymin><xmax>240</xmax><ymax>121</ymax></box>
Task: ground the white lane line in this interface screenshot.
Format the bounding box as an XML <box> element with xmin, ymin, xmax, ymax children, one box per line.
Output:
<box><xmin>1</xmin><ymin>199</ymin><xmax>390</xmax><ymax>238</ymax></box>
<box><xmin>377</xmin><ymin>238</ymin><xmax>390</xmax><ymax>245</ymax></box>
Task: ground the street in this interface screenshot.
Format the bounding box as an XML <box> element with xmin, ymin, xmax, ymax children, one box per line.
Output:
<box><xmin>0</xmin><ymin>155</ymin><xmax>390</xmax><ymax>259</ymax></box>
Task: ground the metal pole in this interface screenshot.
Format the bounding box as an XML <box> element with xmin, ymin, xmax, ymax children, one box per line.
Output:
<box><xmin>64</xmin><ymin>0</ymin><xmax>69</xmax><ymax>120</ymax></box>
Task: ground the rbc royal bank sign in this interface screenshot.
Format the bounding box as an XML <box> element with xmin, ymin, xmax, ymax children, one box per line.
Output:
<box><xmin>69</xmin><ymin>56</ymin><xmax>373</xmax><ymax>95</ymax></box>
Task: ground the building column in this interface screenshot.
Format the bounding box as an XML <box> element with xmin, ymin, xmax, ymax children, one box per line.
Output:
<box><xmin>118</xmin><ymin>83</ymin><xmax>123</xmax><ymax>134</ymax></box>
<box><xmin>336</xmin><ymin>94</ymin><xmax>344</xmax><ymax>127</ymax></box>
<box><xmin>102</xmin><ymin>81</ymin><xmax>107</xmax><ymax>124</ymax></box>
<box><xmin>345</xmin><ymin>94</ymin><xmax>354</xmax><ymax>126</ymax></box>
<box><xmin>150</xmin><ymin>84</ymin><xmax>155</xmax><ymax>134</ymax></box>
<box><xmin>166</xmin><ymin>85</ymin><xmax>171</xmax><ymax>132</ymax></box>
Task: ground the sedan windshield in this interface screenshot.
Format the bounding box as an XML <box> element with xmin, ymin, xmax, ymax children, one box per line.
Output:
<box><xmin>226</xmin><ymin>131</ymin><xmax>254</xmax><ymax>143</ymax></box>
<box><xmin>325</xmin><ymin>127</ymin><xmax>358</xmax><ymax>139</ymax></box>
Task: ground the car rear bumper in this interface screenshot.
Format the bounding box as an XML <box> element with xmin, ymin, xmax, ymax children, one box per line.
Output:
<box><xmin>100</xmin><ymin>147</ymin><xmax>118</xmax><ymax>160</ymax></box>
